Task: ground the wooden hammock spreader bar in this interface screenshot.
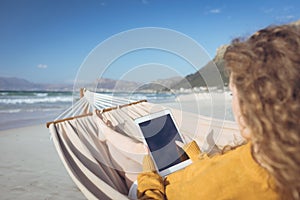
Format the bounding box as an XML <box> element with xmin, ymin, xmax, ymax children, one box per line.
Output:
<box><xmin>79</xmin><ymin>88</ymin><xmax>85</xmax><ymax>98</ymax></box>
<box><xmin>101</xmin><ymin>99</ymin><xmax>147</xmax><ymax>113</ymax></box>
<box><xmin>46</xmin><ymin>99</ymin><xmax>147</xmax><ymax>128</ymax></box>
<box><xmin>46</xmin><ymin>113</ymin><xmax>93</xmax><ymax>128</ymax></box>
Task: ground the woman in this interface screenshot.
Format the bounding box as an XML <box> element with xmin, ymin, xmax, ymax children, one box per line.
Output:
<box><xmin>137</xmin><ymin>24</ymin><xmax>300</xmax><ymax>199</ymax></box>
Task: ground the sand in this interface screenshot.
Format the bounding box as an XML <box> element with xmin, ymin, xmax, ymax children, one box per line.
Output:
<box><xmin>0</xmin><ymin>125</ymin><xmax>85</xmax><ymax>200</ymax></box>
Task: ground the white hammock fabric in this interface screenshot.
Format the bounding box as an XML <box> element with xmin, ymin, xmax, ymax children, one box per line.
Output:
<box><xmin>48</xmin><ymin>90</ymin><xmax>243</xmax><ymax>199</ymax></box>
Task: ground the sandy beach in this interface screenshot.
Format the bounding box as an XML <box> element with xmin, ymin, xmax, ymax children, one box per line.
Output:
<box><xmin>0</xmin><ymin>125</ymin><xmax>85</xmax><ymax>200</ymax></box>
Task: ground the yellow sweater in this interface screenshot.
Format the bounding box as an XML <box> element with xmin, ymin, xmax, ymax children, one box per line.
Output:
<box><xmin>137</xmin><ymin>142</ymin><xmax>279</xmax><ymax>200</ymax></box>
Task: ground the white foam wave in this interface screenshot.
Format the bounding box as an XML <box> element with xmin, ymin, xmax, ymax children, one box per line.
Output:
<box><xmin>34</xmin><ymin>92</ymin><xmax>48</xmax><ymax>97</ymax></box>
<box><xmin>0</xmin><ymin>107</ymin><xmax>66</xmax><ymax>114</ymax></box>
<box><xmin>0</xmin><ymin>96</ymin><xmax>73</xmax><ymax>104</ymax></box>
<box><xmin>0</xmin><ymin>109</ymin><xmax>22</xmax><ymax>113</ymax></box>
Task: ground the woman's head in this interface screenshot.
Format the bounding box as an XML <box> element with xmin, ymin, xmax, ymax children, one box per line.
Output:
<box><xmin>224</xmin><ymin>24</ymin><xmax>300</xmax><ymax>199</ymax></box>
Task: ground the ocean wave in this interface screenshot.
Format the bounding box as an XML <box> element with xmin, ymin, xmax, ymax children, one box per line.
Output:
<box><xmin>0</xmin><ymin>109</ymin><xmax>22</xmax><ymax>113</ymax></box>
<box><xmin>0</xmin><ymin>96</ymin><xmax>73</xmax><ymax>104</ymax></box>
<box><xmin>34</xmin><ymin>92</ymin><xmax>48</xmax><ymax>97</ymax></box>
<box><xmin>0</xmin><ymin>91</ymin><xmax>73</xmax><ymax>97</ymax></box>
<box><xmin>0</xmin><ymin>107</ymin><xmax>66</xmax><ymax>114</ymax></box>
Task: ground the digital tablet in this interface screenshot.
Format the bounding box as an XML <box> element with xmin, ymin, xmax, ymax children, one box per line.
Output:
<box><xmin>135</xmin><ymin>110</ymin><xmax>192</xmax><ymax>177</ymax></box>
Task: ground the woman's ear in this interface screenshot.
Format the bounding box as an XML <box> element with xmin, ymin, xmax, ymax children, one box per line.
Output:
<box><xmin>241</xmin><ymin>127</ymin><xmax>252</xmax><ymax>140</ymax></box>
<box><xmin>238</xmin><ymin>115</ymin><xmax>252</xmax><ymax>140</ymax></box>
<box><xmin>230</xmin><ymin>77</ymin><xmax>252</xmax><ymax>141</ymax></box>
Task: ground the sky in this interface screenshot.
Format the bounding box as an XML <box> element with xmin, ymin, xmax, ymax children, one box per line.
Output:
<box><xmin>0</xmin><ymin>0</ymin><xmax>300</xmax><ymax>84</ymax></box>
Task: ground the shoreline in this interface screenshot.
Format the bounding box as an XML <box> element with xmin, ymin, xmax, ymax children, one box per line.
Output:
<box><xmin>0</xmin><ymin>91</ymin><xmax>234</xmax><ymax>132</ymax></box>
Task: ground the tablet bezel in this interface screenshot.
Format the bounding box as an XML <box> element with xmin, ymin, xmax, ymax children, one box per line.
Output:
<box><xmin>135</xmin><ymin>109</ymin><xmax>192</xmax><ymax>177</ymax></box>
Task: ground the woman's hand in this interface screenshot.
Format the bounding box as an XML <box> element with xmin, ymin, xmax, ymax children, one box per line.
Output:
<box><xmin>175</xmin><ymin>140</ymin><xmax>201</xmax><ymax>162</ymax></box>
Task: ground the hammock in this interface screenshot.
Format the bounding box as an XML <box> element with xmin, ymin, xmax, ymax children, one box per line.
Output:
<box><xmin>47</xmin><ymin>89</ymin><xmax>243</xmax><ymax>200</ymax></box>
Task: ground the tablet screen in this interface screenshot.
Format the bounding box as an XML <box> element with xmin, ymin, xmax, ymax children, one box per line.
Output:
<box><xmin>138</xmin><ymin>114</ymin><xmax>189</xmax><ymax>171</ymax></box>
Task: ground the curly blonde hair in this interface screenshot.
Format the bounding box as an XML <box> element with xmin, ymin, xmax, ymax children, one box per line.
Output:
<box><xmin>224</xmin><ymin>24</ymin><xmax>300</xmax><ymax>199</ymax></box>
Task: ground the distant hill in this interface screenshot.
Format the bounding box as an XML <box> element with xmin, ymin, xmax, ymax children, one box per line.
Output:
<box><xmin>137</xmin><ymin>76</ymin><xmax>182</xmax><ymax>92</ymax></box>
<box><xmin>0</xmin><ymin>77</ymin><xmax>41</xmax><ymax>90</ymax></box>
<box><xmin>172</xmin><ymin>45</ymin><xmax>228</xmax><ymax>89</ymax></box>
<box><xmin>0</xmin><ymin>76</ymin><xmax>140</xmax><ymax>91</ymax></box>
<box><xmin>171</xmin><ymin>19</ymin><xmax>300</xmax><ymax>89</ymax></box>
<box><xmin>291</xmin><ymin>19</ymin><xmax>300</xmax><ymax>26</ymax></box>
<box><xmin>95</xmin><ymin>78</ymin><xmax>141</xmax><ymax>91</ymax></box>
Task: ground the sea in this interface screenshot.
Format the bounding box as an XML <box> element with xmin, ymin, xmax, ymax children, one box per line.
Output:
<box><xmin>0</xmin><ymin>90</ymin><xmax>234</xmax><ymax>131</ymax></box>
<box><xmin>0</xmin><ymin>91</ymin><xmax>179</xmax><ymax>130</ymax></box>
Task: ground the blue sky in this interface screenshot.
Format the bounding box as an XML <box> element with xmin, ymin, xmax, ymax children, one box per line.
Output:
<box><xmin>0</xmin><ymin>0</ymin><xmax>300</xmax><ymax>84</ymax></box>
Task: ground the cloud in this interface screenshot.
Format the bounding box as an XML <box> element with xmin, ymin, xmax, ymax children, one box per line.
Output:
<box><xmin>37</xmin><ymin>64</ymin><xmax>48</xmax><ymax>69</ymax></box>
<box><xmin>100</xmin><ymin>1</ymin><xmax>106</xmax><ymax>6</ymax></box>
<box><xmin>141</xmin><ymin>0</ymin><xmax>149</xmax><ymax>5</ymax></box>
<box><xmin>276</xmin><ymin>15</ymin><xmax>295</xmax><ymax>22</ymax></box>
<box><xmin>209</xmin><ymin>9</ymin><xmax>221</xmax><ymax>14</ymax></box>
<box><xmin>283</xmin><ymin>6</ymin><xmax>294</xmax><ymax>12</ymax></box>
<box><xmin>284</xmin><ymin>15</ymin><xmax>295</xmax><ymax>19</ymax></box>
<box><xmin>262</xmin><ymin>8</ymin><xmax>274</xmax><ymax>14</ymax></box>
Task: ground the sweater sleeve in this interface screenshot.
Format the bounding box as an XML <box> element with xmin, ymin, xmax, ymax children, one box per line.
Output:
<box><xmin>137</xmin><ymin>155</ymin><xmax>165</xmax><ymax>199</ymax></box>
<box><xmin>137</xmin><ymin>172</ymin><xmax>165</xmax><ymax>200</ymax></box>
<box><xmin>137</xmin><ymin>141</ymin><xmax>201</xmax><ymax>199</ymax></box>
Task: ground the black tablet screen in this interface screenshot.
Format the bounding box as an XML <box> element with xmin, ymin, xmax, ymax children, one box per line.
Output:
<box><xmin>138</xmin><ymin>114</ymin><xmax>189</xmax><ymax>171</ymax></box>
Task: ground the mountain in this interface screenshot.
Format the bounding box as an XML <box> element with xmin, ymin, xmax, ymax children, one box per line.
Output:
<box><xmin>0</xmin><ymin>77</ymin><xmax>77</xmax><ymax>91</ymax></box>
<box><xmin>95</xmin><ymin>78</ymin><xmax>141</xmax><ymax>91</ymax></box>
<box><xmin>291</xmin><ymin>19</ymin><xmax>300</xmax><ymax>26</ymax></box>
<box><xmin>0</xmin><ymin>76</ymin><xmax>140</xmax><ymax>91</ymax></box>
<box><xmin>172</xmin><ymin>19</ymin><xmax>300</xmax><ymax>90</ymax></box>
<box><xmin>0</xmin><ymin>77</ymin><xmax>41</xmax><ymax>90</ymax></box>
<box><xmin>137</xmin><ymin>76</ymin><xmax>182</xmax><ymax>92</ymax></box>
<box><xmin>172</xmin><ymin>45</ymin><xmax>228</xmax><ymax>89</ymax></box>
